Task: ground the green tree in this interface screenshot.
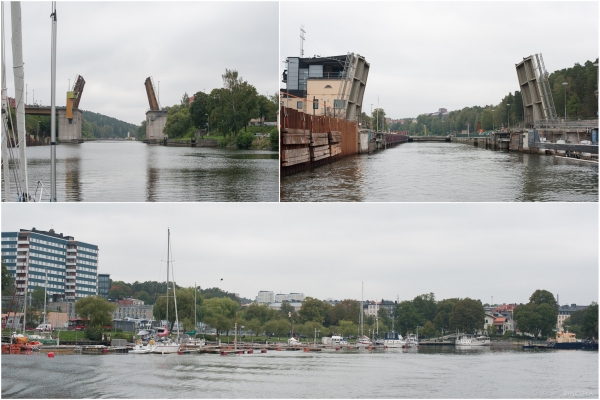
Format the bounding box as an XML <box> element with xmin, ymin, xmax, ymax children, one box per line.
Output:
<box><xmin>163</xmin><ymin>107</ymin><xmax>192</xmax><ymax>139</ymax></box>
<box><xmin>298</xmin><ymin>297</ymin><xmax>326</xmax><ymax>324</ymax></box>
<box><xmin>448</xmin><ymin>298</ymin><xmax>484</xmax><ymax>333</ymax></box>
<box><xmin>433</xmin><ymin>298</ymin><xmax>458</xmax><ymax>335</ymax></box>
<box><xmin>421</xmin><ymin>321</ymin><xmax>438</xmax><ymax>338</ymax></box>
<box><xmin>528</xmin><ymin>289</ymin><xmax>558</xmax><ymax>309</ymax></box>
<box><xmin>246</xmin><ymin>318</ymin><xmax>263</xmax><ymax>343</ymax></box>
<box><xmin>1</xmin><ymin>264</ymin><xmax>14</xmax><ymax>296</ymax></box>
<box><xmin>243</xmin><ymin>303</ymin><xmax>276</xmax><ymax>325</ymax></box>
<box><xmin>189</xmin><ymin>91</ymin><xmax>209</xmax><ymax>131</ymax></box>
<box><xmin>581</xmin><ymin>303</ymin><xmax>598</xmax><ymax>338</ymax></box>
<box><xmin>180</xmin><ymin>92</ymin><xmax>190</xmax><ymax>108</ymax></box>
<box><xmin>74</xmin><ymin>296</ymin><xmax>117</xmax><ymax>328</ymax></box>
<box><xmin>269</xmin><ymin>129</ymin><xmax>279</xmax><ymax>151</ymax></box>
<box><xmin>372</xmin><ymin>108</ymin><xmax>386</xmax><ymax>131</ymax></box>
<box><xmin>326</xmin><ymin>299</ymin><xmax>359</xmax><ymax>326</ymax></box>
<box><xmin>31</xmin><ymin>286</ymin><xmax>48</xmax><ymax>309</ymax></box>
<box><xmin>337</xmin><ymin>320</ymin><xmax>358</xmax><ymax>339</ymax></box>
<box><xmin>263</xmin><ymin>319</ymin><xmax>290</xmax><ymax>341</ymax></box>
<box><xmin>235</xmin><ymin>131</ymin><xmax>254</xmax><ymax>149</ymax></box>
<box><xmin>109</xmin><ymin>281</ymin><xmax>132</xmax><ymax>299</ymax></box>
<box><xmin>413</xmin><ymin>293</ymin><xmax>436</xmax><ymax>322</ymax></box>
<box><xmin>133</xmin><ymin>290</ymin><xmax>151</xmax><ymax>304</ymax></box>
<box><xmin>377</xmin><ymin>307</ymin><xmax>393</xmax><ymax>332</ymax></box>
<box><xmin>395</xmin><ymin>301</ymin><xmax>425</xmax><ymax>335</ymax></box>
<box><xmin>210</xmin><ymin>69</ymin><xmax>259</xmax><ymax>136</ymax></box>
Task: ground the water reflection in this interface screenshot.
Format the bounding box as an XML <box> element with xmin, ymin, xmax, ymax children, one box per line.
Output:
<box><xmin>5</xmin><ymin>142</ymin><xmax>278</xmax><ymax>202</ymax></box>
<box><xmin>281</xmin><ymin>143</ymin><xmax>598</xmax><ymax>202</ymax></box>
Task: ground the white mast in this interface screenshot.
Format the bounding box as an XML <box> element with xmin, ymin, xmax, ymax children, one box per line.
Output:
<box><xmin>50</xmin><ymin>2</ymin><xmax>57</xmax><ymax>201</ymax></box>
<box><xmin>10</xmin><ymin>1</ymin><xmax>28</xmax><ymax>201</ymax></box>
<box><xmin>43</xmin><ymin>267</ymin><xmax>48</xmax><ymax>325</ymax></box>
<box><xmin>360</xmin><ymin>282</ymin><xmax>364</xmax><ymax>338</ymax></box>
<box><xmin>1</xmin><ymin>2</ymin><xmax>11</xmax><ymax>201</ymax></box>
<box><xmin>166</xmin><ymin>228</ymin><xmax>169</xmax><ymax>328</ymax></box>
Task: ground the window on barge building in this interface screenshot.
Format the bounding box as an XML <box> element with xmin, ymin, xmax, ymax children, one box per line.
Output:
<box><xmin>297</xmin><ymin>101</ymin><xmax>303</xmax><ymax>109</ymax></box>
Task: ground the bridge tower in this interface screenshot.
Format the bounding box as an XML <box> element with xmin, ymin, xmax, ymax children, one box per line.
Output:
<box><xmin>58</xmin><ymin>75</ymin><xmax>85</xmax><ymax>142</ymax></box>
<box><xmin>144</xmin><ymin>77</ymin><xmax>167</xmax><ymax>143</ymax></box>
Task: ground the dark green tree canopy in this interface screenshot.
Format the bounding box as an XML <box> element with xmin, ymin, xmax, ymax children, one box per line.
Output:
<box><xmin>74</xmin><ymin>296</ymin><xmax>117</xmax><ymax>328</ymax></box>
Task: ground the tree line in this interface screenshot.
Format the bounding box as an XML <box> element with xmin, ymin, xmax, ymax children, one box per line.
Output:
<box><xmin>137</xmin><ymin>69</ymin><xmax>278</xmax><ymax>146</ymax></box>
<box><xmin>367</xmin><ymin>58</ymin><xmax>598</xmax><ymax>136</ymax></box>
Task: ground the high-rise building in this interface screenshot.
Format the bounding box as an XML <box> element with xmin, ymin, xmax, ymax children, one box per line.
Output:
<box><xmin>98</xmin><ymin>273</ymin><xmax>111</xmax><ymax>299</ymax></box>
<box><xmin>1</xmin><ymin>228</ymin><xmax>99</xmax><ymax>302</ymax></box>
<box><xmin>255</xmin><ymin>290</ymin><xmax>275</xmax><ymax>304</ymax></box>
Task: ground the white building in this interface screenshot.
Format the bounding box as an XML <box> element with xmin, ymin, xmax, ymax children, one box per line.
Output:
<box><xmin>256</xmin><ymin>291</ymin><xmax>275</xmax><ymax>304</ymax></box>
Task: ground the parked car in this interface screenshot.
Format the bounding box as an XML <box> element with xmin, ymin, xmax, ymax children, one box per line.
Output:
<box><xmin>35</xmin><ymin>323</ymin><xmax>53</xmax><ymax>332</ymax></box>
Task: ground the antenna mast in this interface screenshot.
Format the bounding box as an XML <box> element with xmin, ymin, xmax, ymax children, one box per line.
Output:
<box><xmin>300</xmin><ymin>25</ymin><xmax>305</xmax><ymax>57</ymax></box>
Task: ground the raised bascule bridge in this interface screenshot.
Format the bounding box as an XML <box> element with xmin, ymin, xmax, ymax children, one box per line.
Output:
<box><xmin>24</xmin><ymin>75</ymin><xmax>86</xmax><ymax>143</ymax></box>
<box><xmin>143</xmin><ymin>77</ymin><xmax>167</xmax><ymax>144</ymax></box>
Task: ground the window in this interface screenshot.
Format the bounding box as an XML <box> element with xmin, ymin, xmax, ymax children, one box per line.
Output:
<box><xmin>334</xmin><ymin>99</ymin><xmax>346</xmax><ymax>109</ymax></box>
<box><xmin>324</xmin><ymin>85</ymin><xmax>332</xmax><ymax>89</ymax></box>
<box><xmin>297</xmin><ymin>101</ymin><xmax>303</xmax><ymax>109</ymax></box>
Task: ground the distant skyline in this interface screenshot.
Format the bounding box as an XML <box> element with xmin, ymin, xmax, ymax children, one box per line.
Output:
<box><xmin>2</xmin><ymin>2</ymin><xmax>278</xmax><ymax>125</ymax></box>
<box><xmin>280</xmin><ymin>1</ymin><xmax>598</xmax><ymax>119</ymax></box>
<box><xmin>2</xmin><ymin>203</ymin><xmax>597</xmax><ymax>306</ymax></box>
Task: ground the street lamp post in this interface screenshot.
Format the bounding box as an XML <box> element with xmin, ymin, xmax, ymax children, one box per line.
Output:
<box><xmin>562</xmin><ymin>82</ymin><xmax>568</xmax><ymax>141</ymax></box>
<box><xmin>562</xmin><ymin>82</ymin><xmax>568</xmax><ymax>120</ymax></box>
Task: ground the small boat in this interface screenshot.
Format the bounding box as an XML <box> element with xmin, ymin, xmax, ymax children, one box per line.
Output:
<box><xmin>455</xmin><ymin>333</ymin><xmax>490</xmax><ymax>346</ymax></box>
<box><xmin>547</xmin><ymin>331</ymin><xmax>590</xmax><ymax>350</ymax></box>
<box><xmin>383</xmin><ymin>331</ymin><xmax>406</xmax><ymax>348</ymax></box>
<box><xmin>404</xmin><ymin>333</ymin><xmax>419</xmax><ymax>348</ymax></box>
<box><xmin>356</xmin><ymin>335</ymin><xmax>372</xmax><ymax>347</ymax></box>
<box><xmin>130</xmin><ymin>339</ymin><xmax>155</xmax><ymax>354</ymax></box>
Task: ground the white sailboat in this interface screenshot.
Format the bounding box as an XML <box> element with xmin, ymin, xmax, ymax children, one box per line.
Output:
<box><xmin>455</xmin><ymin>331</ymin><xmax>490</xmax><ymax>347</ymax></box>
<box><xmin>151</xmin><ymin>229</ymin><xmax>181</xmax><ymax>354</ymax></box>
<box><xmin>356</xmin><ymin>282</ymin><xmax>372</xmax><ymax>347</ymax></box>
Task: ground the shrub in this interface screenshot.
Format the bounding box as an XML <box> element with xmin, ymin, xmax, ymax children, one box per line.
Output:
<box><xmin>235</xmin><ymin>132</ymin><xmax>255</xmax><ymax>149</ymax></box>
<box><xmin>269</xmin><ymin>129</ymin><xmax>279</xmax><ymax>151</ymax></box>
<box><xmin>85</xmin><ymin>325</ymin><xmax>103</xmax><ymax>341</ymax></box>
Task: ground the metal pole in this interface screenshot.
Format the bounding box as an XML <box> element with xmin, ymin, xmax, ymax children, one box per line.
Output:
<box><xmin>12</xmin><ymin>1</ymin><xmax>28</xmax><ymax>201</ymax></box>
<box><xmin>50</xmin><ymin>2</ymin><xmax>57</xmax><ymax>201</ymax></box>
<box><xmin>44</xmin><ymin>267</ymin><xmax>48</xmax><ymax>325</ymax></box>
<box><xmin>1</xmin><ymin>2</ymin><xmax>11</xmax><ymax>202</ymax></box>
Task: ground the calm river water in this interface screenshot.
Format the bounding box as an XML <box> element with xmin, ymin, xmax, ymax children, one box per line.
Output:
<box><xmin>1</xmin><ymin>348</ymin><xmax>598</xmax><ymax>398</ymax></box>
<box><xmin>5</xmin><ymin>142</ymin><xmax>279</xmax><ymax>202</ymax></box>
<box><xmin>280</xmin><ymin>143</ymin><xmax>599</xmax><ymax>202</ymax></box>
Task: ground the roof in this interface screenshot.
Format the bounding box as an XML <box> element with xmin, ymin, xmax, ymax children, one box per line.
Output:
<box><xmin>493</xmin><ymin>318</ymin><xmax>507</xmax><ymax>325</ymax></box>
<box><xmin>493</xmin><ymin>304</ymin><xmax>516</xmax><ymax>312</ymax></box>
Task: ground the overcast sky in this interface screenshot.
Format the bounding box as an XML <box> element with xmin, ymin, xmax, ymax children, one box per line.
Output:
<box><xmin>2</xmin><ymin>1</ymin><xmax>278</xmax><ymax>125</ymax></box>
<box><xmin>280</xmin><ymin>1</ymin><xmax>599</xmax><ymax>119</ymax></box>
<box><xmin>2</xmin><ymin>203</ymin><xmax>597</xmax><ymax>306</ymax></box>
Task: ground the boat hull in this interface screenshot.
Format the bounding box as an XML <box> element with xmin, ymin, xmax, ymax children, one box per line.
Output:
<box><xmin>151</xmin><ymin>344</ymin><xmax>180</xmax><ymax>354</ymax></box>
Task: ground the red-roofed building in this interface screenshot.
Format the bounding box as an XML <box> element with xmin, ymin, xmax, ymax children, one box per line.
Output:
<box><xmin>493</xmin><ymin>303</ymin><xmax>516</xmax><ymax>313</ymax></box>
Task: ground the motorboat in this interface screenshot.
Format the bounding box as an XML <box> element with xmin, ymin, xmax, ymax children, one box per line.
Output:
<box><xmin>405</xmin><ymin>333</ymin><xmax>419</xmax><ymax>348</ymax></box>
<box><xmin>130</xmin><ymin>339</ymin><xmax>155</xmax><ymax>354</ymax></box>
<box><xmin>356</xmin><ymin>335</ymin><xmax>372</xmax><ymax>347</ymax></box>
<box><xmin>383</xmin><ymin>331</ymin><xmax>406</xmax><ymax>348</ymax></box>
<box><xmin>455</xmin><ymin>333</ymin><xmax>491</xmax><ymax>346</ymax></box>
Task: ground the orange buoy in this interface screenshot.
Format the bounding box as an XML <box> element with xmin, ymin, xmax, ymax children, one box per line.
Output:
<box><xmin>276</xmin><ymin>347</ymin><xmax>281</xmax><ymax>351</ymax></box>
<box><xmin>48</xmin><ymin>352</ymin><xmax>55</xmax><ymax>358</ymax></box>
<box><xmin>304</xmin><ymin>348</ymin><xmax>310</xmax><ymax>352</ymax></box>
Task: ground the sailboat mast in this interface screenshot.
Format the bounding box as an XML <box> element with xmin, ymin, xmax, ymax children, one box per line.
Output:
<box><xmin>194</xmin><ymin>282</ymin><xmax>197</xmax><ymax>331</ymax></box>
<box><xmin>11</xmin><ymin>1</ymin><xmax>28</xmax><ymax>201</ymax></box>
<box><xmin>1</xmin><ymin>2</ymin><xmax>11</xmax><ymax>202</ymax></box>
<box><xmin>43</xmin><ymin>267</ymin><xmax>48</xmax><ymax>325</ymax></box>
<box><xmin>360</xmin><ymin>282</ymin><xmax>363</xmax><ymax>338</ymax></box>
<box><xmin>50</xmin><ymin>1</ymin><xmax>57</xmax><ymax>201</ymax></box>
<box><xmin>166</xmin><ymin>228</ymin><xmax>169</xmax><ymax>328</ymax></box>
